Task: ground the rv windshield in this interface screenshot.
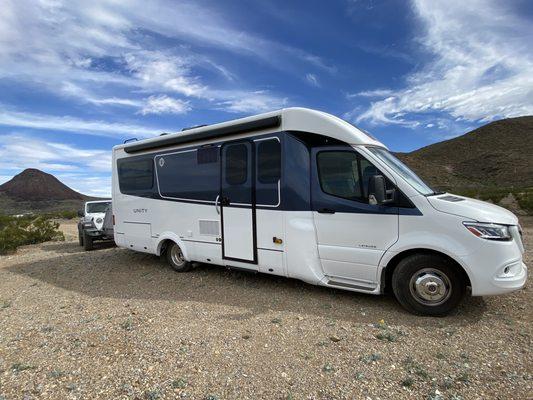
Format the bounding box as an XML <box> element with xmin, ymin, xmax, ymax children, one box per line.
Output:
<box><xmin>86</xmin><ymin>202</ymin><xmax>110</xmax><ymax>213</ymax></box>
<box><xmin>366</xmin><ymin>147</ymin><xmax>435</xmax><ymax>196</ymax></box>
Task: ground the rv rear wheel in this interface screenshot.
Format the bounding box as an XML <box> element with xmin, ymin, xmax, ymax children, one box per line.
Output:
<box><xmin>166</xmin><ymin>242</ymin><xmax>193</xmax><ymax>272</ymax></box>
<box><xmin>392</xmin><ymin>254</ymin><xmax>465</xmax><ymax>316</ymax></box>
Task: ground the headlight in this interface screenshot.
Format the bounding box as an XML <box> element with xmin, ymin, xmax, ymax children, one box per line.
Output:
<box><xmin>463</xmin><ymin>222</ymin><xmax>511</xmax><ymax>241</ymax></box>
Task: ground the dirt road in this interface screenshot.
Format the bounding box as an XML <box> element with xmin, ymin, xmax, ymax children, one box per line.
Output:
<box><xmin>0</xmin><ymin>219</ymin><xmax>531</xmax><ymax>399</ymax></box>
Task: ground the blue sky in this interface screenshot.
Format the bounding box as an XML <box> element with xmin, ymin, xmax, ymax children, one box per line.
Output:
<box><xmin>0</xmin><ymin>0</ymin><xmax>532</xmax><ymax>196</ymax></box>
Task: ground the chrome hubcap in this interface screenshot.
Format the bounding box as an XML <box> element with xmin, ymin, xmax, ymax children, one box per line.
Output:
<box><xmin>409</xmin><ymin>268</ymin><xmax>452</xmax><ymax>306</ymax></box>
<box><xmin>170</xmin><ymin>245</ymin><xmax>185</xmax><ymax>267</ymax></box>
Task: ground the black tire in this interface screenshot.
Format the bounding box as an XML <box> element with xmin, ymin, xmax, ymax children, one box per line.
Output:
<box><xmin>83</xmin><ymin>231</ymin><xmax>94</xmax><ymax>251</ymax></box>
<box><xmin>392</xmin><ymin>254</ymin><xmax>466</xmax><ymax>316</ymax></box>
<box><xmin>78</xmin><ymin>227</ymin><xmax>84</xmax><ymax>246</ymax></box>
<box><xmin>166</xmin><ymin>242</ymin><xmax>193</xmax><ymax>272</ymax></box>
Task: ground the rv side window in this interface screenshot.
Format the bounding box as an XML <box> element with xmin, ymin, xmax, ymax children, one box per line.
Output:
<box><xmin>118</xmin><ymin>158</ymin><xmax>154</xmax><ymax>193</ymax></box>
<box><xmin>317</xmin><ymin>151</ymin><xmax>364</xmax><ymax>201</ymax></box>
<box><xmin>156</xmin><ymin>150</ymin><xmax>219</xmax><ymax>201</ymax></box>
<box><xmin>257</xmin><ymin>139</ymin><xmax>281</xmax><ymax>184</ymax></box>
<box><xmin>225</xmin><ymin>144</ymin><xmax>248</xmax><ymax>185</ymax></box>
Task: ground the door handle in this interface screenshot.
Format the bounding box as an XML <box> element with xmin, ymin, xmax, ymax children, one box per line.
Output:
<box><xmin>318</xmin><ymin>208</ymin><xmax>336</xmax><ymax>214</ymax></box>
<box><xmin>215</xmin><ymin>195</ymin><xmax>220</xmax><ymax>215</ymax></box>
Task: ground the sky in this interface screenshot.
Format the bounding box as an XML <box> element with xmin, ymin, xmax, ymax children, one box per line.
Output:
<box><xmin>0</xmin><ymin>0</ymin><xmax>532</xmax><ymax>197</ymax></box>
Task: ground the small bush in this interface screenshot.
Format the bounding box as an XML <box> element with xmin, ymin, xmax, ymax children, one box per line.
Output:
<box><xmin>42</xmin><ymin>210</ymin><xmax>79</xmax><ymax>220</ymax></box>
<box><xmin>0</xmin><ymin>215</ymin><xmax>64</xmax><ymax>254</ymax></box>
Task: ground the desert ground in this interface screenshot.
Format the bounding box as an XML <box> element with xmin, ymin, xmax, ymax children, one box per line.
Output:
<box><xmin>0</xmin><ymin>219</ymin><xmax>531</xmax><ymax>400</ymax></box>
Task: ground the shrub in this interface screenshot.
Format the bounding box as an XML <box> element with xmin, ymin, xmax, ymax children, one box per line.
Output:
<box><xmin>0</xmin><ymin>215</ymin><xmax>64</xmax><ymax>255</ymax></box>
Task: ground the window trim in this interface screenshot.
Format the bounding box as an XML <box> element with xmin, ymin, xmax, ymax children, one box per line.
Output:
<box><xmin>316</xmin><ymin>149</ymin><xmax>369</xmax><ymax>204</ymax></box>
<box><xmin>254</xmin><ymin>136</ymin><xmax>281</xmax><ymax>208</ymax></box>
<box><xmin>256</xmin><ymin>138</ymin><xmax>281</xmax><ymax>184</ymax></box>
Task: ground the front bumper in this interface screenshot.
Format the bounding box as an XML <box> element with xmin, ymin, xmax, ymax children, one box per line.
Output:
<box><xmin>460</xmin><ymin>239</ymin><xmax>527</xmax><ymax>296</ymax></box>
<box><xmin>84</xmin><ymin>228</ymin><xmax>112</xmax><ymax>240</ymax></box>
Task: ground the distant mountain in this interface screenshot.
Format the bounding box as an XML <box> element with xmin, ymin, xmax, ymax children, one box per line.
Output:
<box><xmin>397</xmin><ymin>116</ymin><xmax>533</xmax><ymax>190</ymax></box>
<box><xmin>0</xmin><ymin>169</ymin><xmax>100</xmax><ymax>215</ymax></box>
<box><xmin>0</xmin><ymin>168</ymin><xmax>87</xmax><ymax>201</ymax></box>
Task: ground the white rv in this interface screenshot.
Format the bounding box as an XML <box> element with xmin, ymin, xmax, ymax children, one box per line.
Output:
<box><xmin>111</xmin><ymin>108</ymin><xmax>527</xmax><ymax>315</ymax></box>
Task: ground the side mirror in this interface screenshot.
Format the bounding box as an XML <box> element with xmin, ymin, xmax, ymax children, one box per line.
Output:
<box><xmin>77</xmin><ymin>210</ymin><xmax>84</xmax><ymax>217</ymax></box>
<box><xmin>368</xmin><ymin>175</ymin><xmax>390</xmax><ymax>205</ymax></box>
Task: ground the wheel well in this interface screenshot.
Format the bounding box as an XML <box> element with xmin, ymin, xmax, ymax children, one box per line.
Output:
<box><xmin>381</xmin><ymin>249</ymin><xmax>471</xmax><ymax>293</ymax></box>
<box><xmin>157</xmin><ymin>239</ymin><xmax>175</xmax><ymax>256</ymax></box>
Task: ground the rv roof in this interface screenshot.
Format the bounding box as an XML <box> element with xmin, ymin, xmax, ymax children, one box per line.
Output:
<box><xmin>118</xmin><ymin>107</ymin><xmax>386</xmax><ymax>154</ymax></box>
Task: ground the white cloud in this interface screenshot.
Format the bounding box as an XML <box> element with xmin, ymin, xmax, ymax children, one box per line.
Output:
<box><xmin>140</xmin><ymin>95</ymin><xmax>191</xmax><ymax>115</ymax></box>
<box><xmin>124</xmin><ymin>51</ymin><xmax>208</xmax><ymax>98</ymax></box>
<box><xmin>347</xmin><ymin>89</ymin><xmax>394</xmax><ymax>98</ymax></box>
<box><xmin>0</xmin><ymin>108</ymin><xmax>161</xmax><ymax>138</ymax></box>
<box><xmin>218</xmin><ymin>91</ymin><xmax>288</xmax><ymax>113</ymax></box>
<box><xmin>353</xmin><ymin>0</ymin><xmax>533</xmax><ymax>126</ymax></box>
<box><xmin>0</xmin><ymin>0</ymin><xmax>323</xmax><ymax>117</ymax></box>
<box><xmin>305</xmin><ymin>73</ymin><xmax>320</xmax><ymax>87</ymax></box>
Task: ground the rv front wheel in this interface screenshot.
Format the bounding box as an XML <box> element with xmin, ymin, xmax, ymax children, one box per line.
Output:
<box><xmin>392</xmin><ymin>254</ymin><xmax>465</xmax><ymax>316</ymax></box>
<box><xmin>166</xmin><ymin>242</ymin><xmax>193</xmax><ymax>272</ymax></box>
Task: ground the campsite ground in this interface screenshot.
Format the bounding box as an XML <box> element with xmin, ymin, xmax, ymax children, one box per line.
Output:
<box><xmin>0</xmin><ymin>219</ymin><xmax>531</xmax><ymax>399</ymax></box>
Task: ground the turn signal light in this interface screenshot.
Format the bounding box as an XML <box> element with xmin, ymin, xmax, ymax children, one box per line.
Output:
<box><xmin>273</xmin><ymin>237</ymin><xmax>283</xmax><ymax>244</ymax></box>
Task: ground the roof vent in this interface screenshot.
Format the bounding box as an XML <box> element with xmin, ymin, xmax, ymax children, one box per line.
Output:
<box><xmin>438</xmin><ymin>195</ymin><xmax>465</xmax><ymax>202</ymax></box>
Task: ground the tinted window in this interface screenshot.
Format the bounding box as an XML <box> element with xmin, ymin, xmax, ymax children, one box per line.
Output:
<box><xmin>257</xmin><ymin>139</ymin><xmax>281</xmax><ymax>184</ymax></box>
<box><xmin>156</xmin><ymin>150</ymin><xmax>219</xmax><ymax>201</ymax></box>
<box><xmin>118</xmin><ymin>158</ymin><xmax>154</xmax><ymax>193</ymax></box>
<box><xmin>317</xmin><ymin>151</ymin><xmax>363</xmax><ymax>201</ymax></box>
<box><xmin>225</xmin><ymin>144</ymin><xmax>248</xmax><ymax>185</ymax></box>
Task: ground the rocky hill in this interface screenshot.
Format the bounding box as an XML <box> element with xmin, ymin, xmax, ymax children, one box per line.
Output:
<box><xmin>397</xmin><ymin>116</ymin><xmax>533</xmax><ymax>214</ymax></box>
<box><xmin>397</xmin><ymin>116</ymin><xmax>533</xmax><ymax>190</ymax></box>
<box><xmin>0</xmin><ymin>169</ymin><xmax>96</xmax><ymax>215</ymax></box>
<box><xmin>0</xmin><ymin>168</ymin><xmax>86</xmax><ymax>201</ymax></box>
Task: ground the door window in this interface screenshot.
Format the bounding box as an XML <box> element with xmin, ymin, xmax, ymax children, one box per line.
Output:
<box><xmin>225</xmin><ymin>144</ymin><xmax>248</xmax><ymax>185</ymax></box>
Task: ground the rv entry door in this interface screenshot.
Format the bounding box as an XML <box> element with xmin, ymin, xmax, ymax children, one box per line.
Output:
<box><xmin>220</xmin><ymin>141</ymin><xmax>257</xmax><ymax>264</ymax></box>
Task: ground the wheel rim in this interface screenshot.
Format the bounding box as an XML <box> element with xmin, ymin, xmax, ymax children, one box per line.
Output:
<box><xmin>170</xmin><ymin>244</ymin><xmax>185</xmax><ymax>267</ymax></box>
<box><xmin>409</xmin><ymin>268</ymin><xmax>452</xmax><ymax>306</ymax></box>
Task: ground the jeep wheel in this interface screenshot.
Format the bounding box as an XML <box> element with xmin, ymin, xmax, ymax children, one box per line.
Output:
<box><xmin>78</xmin><ymin>227</ymin><xmax>84</xmax><ymax>246</ymax></box>
<box><xmin>166</xmin><ymin>242</ymin><xmax>192</xmax><ymax>272</ymax></box>
<box><xmin>392</xmin><ymin>254</ymin><xmax>466</xmax><ymax>316</ymax></box>
<box><xmin>83</xmin><ymin>231</ymin><xmax>94</xmax><ymax>251</ymax></box>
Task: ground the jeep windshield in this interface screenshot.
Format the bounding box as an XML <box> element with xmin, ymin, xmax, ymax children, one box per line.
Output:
<box><xmin>86</xmin><ymin>202</ymin><xmax>110</xmax><ymax>213</ymax></box>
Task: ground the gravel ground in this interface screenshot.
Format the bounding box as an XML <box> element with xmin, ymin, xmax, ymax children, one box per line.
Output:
<box><xmin>0</xmin><ymin>219</ymin><xmax>531</xmax><ymax>400</ymax></box>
